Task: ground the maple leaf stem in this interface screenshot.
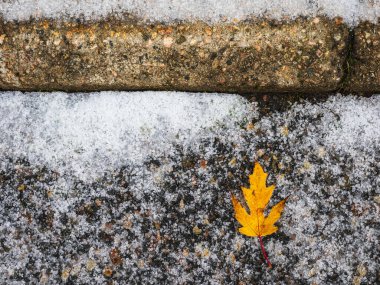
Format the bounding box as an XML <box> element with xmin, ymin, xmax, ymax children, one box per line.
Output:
<box><xmin>258</xmin><ymin>235</ymin><xmax>272</xmax><ymax>268</ymax></box>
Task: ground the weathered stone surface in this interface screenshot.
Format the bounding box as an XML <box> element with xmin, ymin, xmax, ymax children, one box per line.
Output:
<box><xmin>347</xmin><ymin>21</ymin><xmax>380</xmax><ymax>93</ymax></box>
<box><xmin>0</xmin><ymin>17</ymin><xmax>349</xmax><ymax>93</ymax></box>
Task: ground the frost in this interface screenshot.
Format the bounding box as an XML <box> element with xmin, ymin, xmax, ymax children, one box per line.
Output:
<box><xmin>0</xmin><ymin>91</ymin><xmax>254</xmax><ymax>180</ymax></box>
<box><xmin>0</xmin><ymin>92</ymin><xmax>378</xmax><ymax>284</ymax></box>
<box><xmin>0</xmin><ymin>0</ymin><xmax>379</xmax><ymax>26</ymax></box>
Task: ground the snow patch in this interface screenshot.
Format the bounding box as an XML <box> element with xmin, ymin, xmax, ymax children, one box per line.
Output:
<box><xmin>0</xmin><ymin>91</ymin><xmax>254</xmax><ymax>180</ymax></box>
<box><xmin>0</xmin><ymin>92</ymin><xmax>379</xmax><ymax>283</ymax></box>
<box><xmin>0</xmin><ymin>0</ymin><xmax>379</xmax><ymax>26</ymax></box>
<box><xmin>323</xmin><ymin>96</ymin><xmax>380</xmax><ymax>151</ymax></box>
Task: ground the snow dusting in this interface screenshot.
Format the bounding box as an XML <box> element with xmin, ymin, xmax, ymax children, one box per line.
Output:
<box><xmin>0</xmin><ymin>91</ymin><xmax>254</xmax><ymax>180</ymax></box>
<box><xmin>0</xmin><ymin>92</ymin><xmax>379</xmax><ymax>284</ymax></box>
<box><xmin>0</xmin><ymin>0</ymin><xmax>379</xmax><ymax>26</ymax></box>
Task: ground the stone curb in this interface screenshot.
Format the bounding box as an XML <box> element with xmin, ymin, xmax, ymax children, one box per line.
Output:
<box><xmin>345</xmin><ymin>21</ymin><xmax>380</xmax><ymax>93</ymax></box>
<box><xmin>0</xmin><ymin>17</ymin><xmax>378</xmax><ymax>93</ymax></box>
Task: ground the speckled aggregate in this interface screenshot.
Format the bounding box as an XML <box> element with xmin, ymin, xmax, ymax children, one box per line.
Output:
<box><xmin>0</xmin><ymin>92</ymin><xmax>378</xmax><ymax>284</ymax></box>
<box><xmin>0</xmin><ymin>18</ymin><xmax>349</xmax><ymax>93</ymax></box>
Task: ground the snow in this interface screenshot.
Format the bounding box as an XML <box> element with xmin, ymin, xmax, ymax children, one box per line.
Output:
<box><xmin>252</xmin><ymin>95</ymin><xmax>380</xmax><ymax>283</ymax></box>
<box><xmin>0</xmin><ymin>91</ymin><xmax>254</xmax><ymax>180</ymax></box>
<box><xmin>0</xmin><ymin>91</ymin><xmax>379</xmax><ymax>284</ymax></box>
<box><xmin>323</xmin><ymin>96</ymin><xmax>380</xmax><ymax>151</ymax></box>
<box><xmin>0</xmin><ymin>0</ymin><xmax>379</xmax><ymax>26</ymax></box>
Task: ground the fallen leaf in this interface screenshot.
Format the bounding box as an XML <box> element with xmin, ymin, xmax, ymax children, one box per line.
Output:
<box><xmin>231</xmin><ymin>162</ymin><xmax>287</xmax><ymax>267</ymax></box>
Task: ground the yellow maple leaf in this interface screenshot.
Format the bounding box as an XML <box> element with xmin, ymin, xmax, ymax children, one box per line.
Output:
<box><xmin>231</xmin><ymin>162</ymin><xmax>287</xmax><ymax>267</ymax></box>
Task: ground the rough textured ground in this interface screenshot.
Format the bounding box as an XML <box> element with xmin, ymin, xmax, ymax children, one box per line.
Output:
<box><xmin>1</xmin><ymin>1</ymin><xmax>379</xmax><ymax>93</ymax></box>
<box><xmin>347</xmin><ymin>21</ymin><xmax>380</xmax><ymax>92</ymax></box>
<box><xmin>0</xmin><ymin>17</ymin><xmax>348</xmax><ymax>93</ymax></box>
<box><xmin>0</xmin><ymin>92</ymin><xmax>379</xmax><ymax>284</ymax></box>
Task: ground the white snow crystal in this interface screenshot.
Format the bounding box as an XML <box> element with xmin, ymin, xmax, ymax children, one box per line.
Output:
<box><xmin>0</xmin><ymin>91</ymin><xmax>254</xmax><ymax>180</ymax></box>
<box><xmin>0</xmin><ymin>0</ymin><xmax>379</xmax><ymax>26</ymax></box>
<box><xmin>0</xmin><ymin>92</ymin><xmax>379</xmax><ymax>284</ymax></box>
